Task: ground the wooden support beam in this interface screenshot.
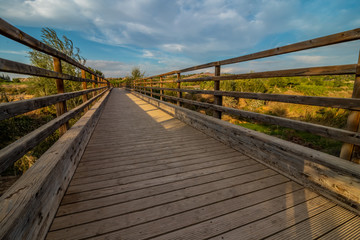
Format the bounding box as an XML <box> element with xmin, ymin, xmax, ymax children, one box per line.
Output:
<box><xmin>92</xmin><ymin>75</ymin><xmax>96</xmax><ymax>97</ymax></box>
<box><xmin>0</xmin><ymin>87</ymin><xmax>105</xmax><ymax>121</ymax></box>
<box><xmin>150</xmin><ymin>78</ymin><xmax>153</xmax><ymax>97</ymax></box>
<box><xmin>213</xmin><ymin>65</ymin><xmax>222</xmax><ymax>119</ymax></box>
<box><xmin>53</xmin><ymin>57</ymin><xmax>68</xmax><ymax>135</ymax></box>
<box><xmin>177</xmin><ymin>73</ymin><xmax>181</xmax><ymax>106</ymax></box>
<box><xmin>81</xmin><ymin>69</ymin><xmax>88</xmax><ymax>112</ymax></box>
<box><xmin>340</xmin><ymin>51</ymin><xmax>360</xmax><ymax>163</ymax></box>
<box><xmin>160</xmin><ymin>76</ymin><xmax>163</xmax><ymax>101</ymax></box>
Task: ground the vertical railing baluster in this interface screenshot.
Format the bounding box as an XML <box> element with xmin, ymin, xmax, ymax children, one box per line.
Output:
<box><xmin>213</xmin><ymin>64</ymin><xmax>222</xmax><ymax>119</ymax></box>
<box><xmin>150</xmin><ymin>78</ymin><xmax>153</xmax><ymax>97</ymax></box>
<box><xmin>81</xmin><ymin>69</ymin><xmax>88</xmax><ymax>112</ymax></box>
<box><xmin>53</xmin><ymin>57</ymin><xmax>68</xmax><ymax>135</ymax></box>
<box><xmin>177</xmin><ymin>73</ymin><xmax>181</xmax><ymax>106</ymax></box>
<box><xmin>160</xmin><ymin>76</ymin><xmax>163</xmax><ymax>101</ymax></box>
<box><xmin>92</xmin><ymin>74</ymin><xmax>96</xmax><ymax>97</ymax></box>
<box><xmin>340</xmin><ymin>51</ymin><xmax>360</xmax><ymax>163</ymax></box>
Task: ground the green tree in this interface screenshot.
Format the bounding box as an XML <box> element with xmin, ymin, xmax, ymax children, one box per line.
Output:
<box><xmin>28</xmin><ymin>28</ymin><xmax>86</xmax><ymax>107</ymax></box>
<box><xmin>129</xmin><ymin>67</ymin><xmax>145</xmax><ymax>80</ymax></box>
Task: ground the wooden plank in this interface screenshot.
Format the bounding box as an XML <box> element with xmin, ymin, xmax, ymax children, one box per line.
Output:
<box><xmin>210</xmin><ymin>196</ymin><xmax>335</xmax><ymax>239</ymax></box>
<box><xmin>178</xmin><ymin>28</ymin><xmax>360</xmax><ymax>73</ymax></box>
<box><xmin>0</xmin><ymin>87</ymin><xmax>105</xmax><ymax>121</ymax></box>
<box><xmin>266</xmin><ymin>206</ymin><xmax>356</xmax><ymax>239</ymax></box>
<box><xmin>81</xmin><ymin>70</ymin><xmax>89</xmax><ymax>112</ymax></box>
<box><xmin>0</xmin><ymin>89</ymin><xmax>108</xmax><ymax>173</ymax></box>
<box><xmin>139</xmin><ymin>28</ymin><xmax>360</xmax><ymax>79</ymax></box>
<box><xmin>146</xmin><ymin>91</ymin><xmax>360</xmax><ymax>146</ymax></box>
<box><xmin>0</xmin><ymin>89</ymin><xmax>110</xmax><ymax>240</ymax></box>
<box><xmin>0</xmin><ymin>18</ymin><xmax>103</xmax><ymax>78</ymax></box>
<box><xmin>69</xmin><ymin>152</ymin><xmax>248</xmax><ymax>187</ymax></box>
<box><xmin>317</xmin><ymin>216</ymin><xmax>360</xmax><ymax>240</ymax></box>
<box><xmin>73</xmin><ymin>147</ymin><xmax>238</xmax><ymax>179</ymax></box>
<box><xmin>340</xmin><ymin>52</ymin><xmax>360</xmax><ymax>162</ymax></box>
<box><xmin>0</xmin><ymin>58</ymin><xmax>97</xmax><ymax>83</ymax></box>
<box><xmin>53</xmin><ymin>57</ymin><xmax>68</xmax><ymax>135</ymax></box>
<box><xmin>50</xmin><ymin>168</ymin><xmax>279</xmax><ymax>231</ymax></box>
<box><xmin>75</xmin><ymin>142</ymin><xmax>235</xmax><ymax>173</ymax></box>
<box><xmin>133</xmin><ymin>91</ymin><xmax>360</xmax><ymax>213</ymax></box>
<box><xmin>57</xmin><ymin>164</ymin><xmax>269</xmax><ymax>216</ymax></box>
<box><xmin>61</xmin><ymin>159</ymin><xmax>258</xmax><ymax>205</ymax></box>
<box><xmin>179</xmin><ymin>64</ymin><xmax>357</xmax><ymax>83</ymax></box>
<box><xmin>213</xmin><ymin>65</ymin><xmax>222</xmax><ymax>119</ymax></box>
<box><xmin>143</xmin><ymin>86</ymin><xmax>360</xmax><ymax>110</ymax></box>
<box><xmin>158</xmin><ymin>195</ymin><xmax>331</xmax><ymax>240</ymax></box>
<box><xmin>66</xmin><ymin>157</ymin><xmax>253</xmax><ymax>194</ymax></box>
<box><xmin>51</xmin><ymin>182</ymin><xmax>303</xmax><ymax>240</ymax></box>
<box><xmin>47</xmin><ymin>177</ymin><xmax>296</xmax><ymax>240</ymax></box>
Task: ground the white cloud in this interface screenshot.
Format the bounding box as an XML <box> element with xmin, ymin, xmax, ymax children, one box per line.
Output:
<box><xmin>0</xmin><ymin>50</ymin><xmax>27</xmax><ymax>55</ymax></box>
<box><xmin>290</xmin><ymin>55</ymin><xmax>325</xmax><ymax>64</ymax></box>
<box><xmin>1</xmin><ymin>0</ymin><xmax>360</xmax><ymax>77</ymax></box>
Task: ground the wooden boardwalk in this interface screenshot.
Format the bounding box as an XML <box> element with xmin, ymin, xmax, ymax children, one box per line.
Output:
<box><xmin>46</xmin><ymin>89</ymin><xmax>360</xmax><ymax>240</ymax></box>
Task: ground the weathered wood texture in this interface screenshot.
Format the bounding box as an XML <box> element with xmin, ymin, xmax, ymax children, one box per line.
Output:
<box><xmin>45</xmin><ymin>89</ymin><xmax>359</xmax><ymax>240</ymax></box>
<box><xmin>142</xmin><ymin>86</ymin><xmax>360</xmax><ymax>110</ymax></box>
<box><xmin>0</xmin><ymin>18</ymin><xmax>102</xmax><ymax>78</ymax></box>
<box><xmin>142</xmin><ymin>28</ymin><xmax>360</xmax><ymax>78</ymax></box>
<box><xmin>0</xmin><ymin>87</ymin><xmax>105</xmax><ymax>121</ymax></box>
<box><xmin>133</xmin><ymin>91</ymin><xmax>360</xmax><ymax>214</ymax></box>
<box><xmin>179</xmin><ymin>64</ymin><xmax>357</xmax><ymax>83</ymax></box>
<box><xmin>0</xmin><ymin>58</ymin><xmax>97</xmax><ymax>83</ymax></box>
<box><xmin>213</xmin><ymin>65</ymin><xmax>222</xmax><ymax>119</ymax></box>
<box><xmin>340</xmin><ymin>52</ymin><xmax>360</xmax><ymax>162</ymax></box>
<box><xmin>53</xmin><ymin>57</ymin><xmax>68</xmax><ymax>135</ymax></box>
<box><xmin>139</xmin><ymin>90</ymin><xmax>360</xmax><ymax>146</ymax></box>
<box><xmin>0</xmin><ymin>89</ymin><xmax>109</xmax><ymax>173</ymax></box>
<box><xmin>0</xmin><ymin>89</ymin><xmax>111</xmax><ymax>240</ymax></box>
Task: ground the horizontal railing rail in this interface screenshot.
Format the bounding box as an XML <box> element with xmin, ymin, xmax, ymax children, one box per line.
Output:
<box><xmin>0</xmin><ymin>18</ymin><xmax>105</xmax><ymax>80</ymax></box>
<box><xmin>0</xmin><ymin>18</ymin><xmax>111</xmax><ymax>174</ymax></box>
<box><xmin>132</xmin><ymin>28</ymin><xmax>360</xmax><ymax>163</ymax></box>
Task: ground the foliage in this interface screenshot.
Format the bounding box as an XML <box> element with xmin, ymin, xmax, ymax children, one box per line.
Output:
<box><xmin>0</xmin><ymin>74</ymin><xmax>11</xmax><ymax>82</ymax></box>
<box><xmin>28</xmin><ymin>28</ymin><xmax>86</xmax><ymax>108</ymax></box>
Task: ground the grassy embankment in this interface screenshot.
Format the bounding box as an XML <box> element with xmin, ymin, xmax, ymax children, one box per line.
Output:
<box><xmin>159</xmin><ymin>74</ymin><xmax>354</xmax><ymax>156</ymax></box>
<box><xmin>0</xmin><ymin>79</ymin><xmax>86</xmax><ymax>176</ymax></box>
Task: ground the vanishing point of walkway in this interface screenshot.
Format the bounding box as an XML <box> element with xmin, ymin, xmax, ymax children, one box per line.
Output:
<box><xmin>46</xmin><ymin>88</ymin><xmax>360</xmax><ymax>239</ymax></box>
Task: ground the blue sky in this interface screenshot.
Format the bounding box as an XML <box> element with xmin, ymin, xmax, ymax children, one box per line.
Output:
<box><xmin>1</xmin><ymin>0</ymin><xmax>360</xmax><ymax>78</ymax></box>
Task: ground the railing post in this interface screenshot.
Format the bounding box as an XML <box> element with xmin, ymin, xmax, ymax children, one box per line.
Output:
<box><xmin>340</xmin><ymin>51</ymin><xmax>360</xmax><ymax>163</ymax></box>
<box><xmin>160</xmin><ymin>76</ymin><xmax>163</xmax><ymax>101</ymax></box>
<box><xmin>81</xmin><ymin>69</ymin><xmax>88</xmax><ymax>112</ymax></box>
<box><xmin>177</xmin><ymin>73</ymin><xmax>181</xmax><ymax>106</ymax></box>
<box><xmin>150</xmin><ymin>78</ymin><xmax>153</xmax><ymax>97</ymax></box>
<box><xmin>53</xmin><ymin>57</ymin><xmax>68</xmax><ymax>135</ymax></box>
<box><xmin>91</xmin><ymin>74</ymin><xmax>96</xmax><ymax>97</ymax></box>
<box><xmin>213</xmin><ymin>64</ymin><xmax>222</xmax><ymax>119</ymax></box>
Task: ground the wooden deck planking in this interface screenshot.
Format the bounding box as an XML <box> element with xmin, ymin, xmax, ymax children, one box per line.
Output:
<box><xmin>46</xmin><ymin>89</ymin><xmax>360</xmax><ymax>240</ymax></box>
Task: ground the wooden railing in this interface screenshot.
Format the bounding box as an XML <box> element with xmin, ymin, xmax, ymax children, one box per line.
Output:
<box><xmin>0</xmin><ymin>18</ymin><xmax>111</xmax><ymax>239</ymax></box>
<box><xmin>132</xmin><ymin>28</ymin><xmax>360</xmax><ymax>163</ymax></box>
<box><xmin>0</xmin><ymin>18</ymin><xmax>110</xmax><ymax>172</ymax></box>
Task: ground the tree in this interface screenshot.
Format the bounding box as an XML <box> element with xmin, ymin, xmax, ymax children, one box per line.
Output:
<box><xmin>28</xmin><ymin>28</ymin><xmax>89</xmax><ymax>108</ymax></box>
<box><xmin>130</xmin><ymin>67</ymin><xmax>145</xmax><ymax>80</ymax></box>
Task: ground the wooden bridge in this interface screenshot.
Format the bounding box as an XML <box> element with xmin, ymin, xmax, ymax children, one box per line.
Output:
<box><xmin>1</xmin><ymin>18</ymin><xmax>360</xmax><ymax>239</ymax></box>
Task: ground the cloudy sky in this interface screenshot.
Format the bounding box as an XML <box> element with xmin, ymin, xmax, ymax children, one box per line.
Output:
<box><xmin>1</xmin><ymin>0</ymin><xmax>360</xmax><ymax>78</ymax></box>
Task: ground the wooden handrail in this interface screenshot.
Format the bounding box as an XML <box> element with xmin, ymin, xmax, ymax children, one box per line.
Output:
<box><xmin>142</xmin><ymin>28</ymin><xmax>360</xmax><ymax>79</ymax></box>
<box><xmin>141</xmin><ymin>86</ymin><xmax>360</xmax><ymax>110</ymax></box>
<box><xmin>0</xmin><ymin>58</ymin><xmax>98</xmax><ymax>83</ymax></box>
<box><xmin>0</xmin><ymin>18</ymin><xmax>107</xmax><ymax>82</ymax></box>
<box><xmin>131</xmin><ymin>28</ymin><xmax>360</xmax><ymax>162</ymax></box>
<box><xmin>0</xmin><ymin>89</ymin><xmax>108</xmax><ymax>173</ymax></box>
<box><xmin>0</xmin><ymin>87</ymin><xmax>106</xmax><ymax>121</ymax></box>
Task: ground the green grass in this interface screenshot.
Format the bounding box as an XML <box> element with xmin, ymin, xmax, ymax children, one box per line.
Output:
<box><xmin>237</xmin><ymin>122</ymin><xmax>342</xmax><ymax>156</ymax></box>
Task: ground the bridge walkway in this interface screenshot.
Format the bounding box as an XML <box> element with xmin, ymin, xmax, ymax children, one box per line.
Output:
<box><xmin>46</xmin><ymin>88</ymin><xmax>360</xmax><ymax>239</ymax></box>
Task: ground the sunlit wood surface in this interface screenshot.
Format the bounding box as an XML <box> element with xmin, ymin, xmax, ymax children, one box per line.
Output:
<box><xmin>46</xmin><ymin>88</ymin><xmax>360</xmax><ymax>240</ymax></box>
